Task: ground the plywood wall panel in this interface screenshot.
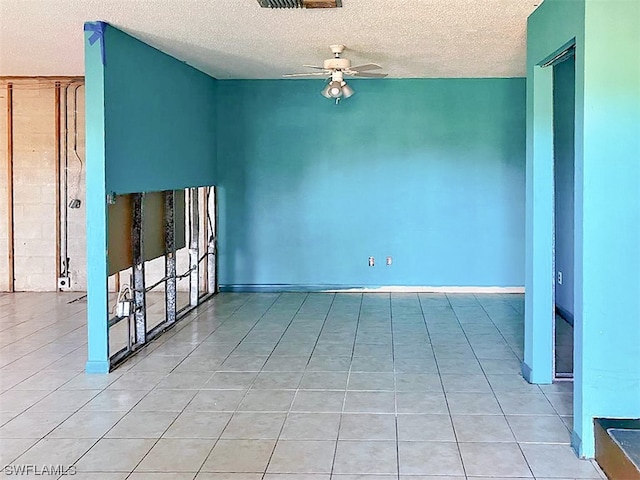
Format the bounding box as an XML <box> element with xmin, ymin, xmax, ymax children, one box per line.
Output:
<box><xmin>107</xmin><ymin>193</ymin><xmax>133</xmax><ymax>276</ymax></box>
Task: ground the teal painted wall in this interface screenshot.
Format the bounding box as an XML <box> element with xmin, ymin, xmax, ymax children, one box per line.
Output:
<box><xmin>527</xmin><ymin>0</ymin><xmax>640</xmax><ymax>458</ymax></box>
<box><xmin>216</xmin><ymin>79</ymin><xmax>526</xmax><ymax>290</ymax></box>
<box><xmin>102</xmin><ymin>25</ymin><xmax>217</xmax><ymax>194</ymax></box>
<box><xmin>84</xmin><ymin>23</ymin><xmax>218</xmax><ymax>373</ymax></box>
<box><xmin>84</xmin><ymin>25</ymin><xmax>109</xmax><ymax>374</ymax></box>
<box><xmin>523</xmin><ymin>0</ymin><xmax>585</xmax><ymax>389</ymax></box>
<box><xmin>580</xmin><ymin>0</ymin><xmax>640</xmax><ymax>456</ymax></box>
<box><xmin>553</xmin><ymin>55</ymin><xmax>575</xmax><ymax>321</ymax></box>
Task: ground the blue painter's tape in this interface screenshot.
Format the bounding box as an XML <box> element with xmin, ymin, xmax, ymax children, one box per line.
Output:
<box><xmin>84</xmin><ymin>22</ymin><xmax>107</xmax><ymax>65</ymax></box>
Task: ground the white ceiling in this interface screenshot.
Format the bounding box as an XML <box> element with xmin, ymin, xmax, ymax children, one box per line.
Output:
<box><xmin>0</xmin><ymin>0</ymin><xmax>541</xmax><ymax>79</ymax></box>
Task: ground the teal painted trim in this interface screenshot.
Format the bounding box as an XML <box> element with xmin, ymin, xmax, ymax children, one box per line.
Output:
<box><xmin>84</xmin><ymin>23</ymin><xmax>110</xmax><ymax>374</ymax></box>
<box><xmin>521</xmin><ymin>362</ymin><xmax>533</xmax><ymax>383</ymax></box>
<box><xmin>524</xmin><ymin>65</ymin><xmax>554</xmax><ymax>386</ymax></box>
<box><xmin>85</xmin><ymin>360</ymin><xmax>110</xmax><ymax>374</ymax></box>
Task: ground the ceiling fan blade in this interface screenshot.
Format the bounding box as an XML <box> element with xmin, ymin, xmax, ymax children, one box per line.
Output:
<box><xmin>351</xmin><ymin>72</ymin><xmax>388</xmax><ymax>78</ymax></box>
<box><xmin>303</xmin><ymin>64</ymin><xmax>327</xmax><ymax>70</ymax></box>
<box><xmin>282</xmin><ymin>72</ymin><xmax>329</xmax><ymax>77</ymax></box>
<box><xmin>349</xmin><ymin>63</ymin><xmax>383</xmax><ymax>72</ymax></box>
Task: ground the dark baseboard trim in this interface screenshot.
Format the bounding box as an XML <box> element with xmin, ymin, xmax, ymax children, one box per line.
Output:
<box><xmin>555</xmin><ymin>304</ymin><xmax>574</xmax><ymax>326</ymax></box>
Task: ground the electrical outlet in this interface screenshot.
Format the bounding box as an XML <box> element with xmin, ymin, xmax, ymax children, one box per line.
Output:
<box><xmin>386</xmin><ymin>256</ymin><xmax>392</xmax><ymax>266</ymax></box>
<box><xmin>116</xmin><ymin>300</ymin><xmax>132</xmax><ymax>318</ymax></box>
<box><xmin>368</xmin><ymin>257</ymin><xmax>375</xmax><ymax>267</ymax></box>
<box><xmin>57</xmin><ymin>276</ymin><xmax>72</xmax><ymax>290</ymax></box>
<box><xmin>68</xmin><ymin>198</ymin><xmax>82</xmax><ymax>209</ymax></box>
<box><xmin>557</xmin><ymin>271</ymin><xmax>563</xmax><ymax>285</ymax></box>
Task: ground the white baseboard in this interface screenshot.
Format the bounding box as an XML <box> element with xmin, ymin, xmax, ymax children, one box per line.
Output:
<box><xmin>220</xmin><ymin>284</ymin><xmax>524</xmax><ymax>293</ymax></box>
<box><xmin>321</xmin><ymin>286</ymin><xmax>525</xmax><ymax>293</ymax></box>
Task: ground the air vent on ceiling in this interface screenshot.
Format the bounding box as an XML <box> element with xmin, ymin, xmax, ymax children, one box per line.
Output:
<box><xmin>257</xmin><ymin>0</ymin><xmax>342</xmax><ymax>8</ymax></box>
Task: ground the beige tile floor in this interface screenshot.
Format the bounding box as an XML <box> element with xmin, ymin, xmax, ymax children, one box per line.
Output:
<box><xmin>0</xmin><ymin>292</ymin><xmax>605</xmax><ymax>479</ymax></box>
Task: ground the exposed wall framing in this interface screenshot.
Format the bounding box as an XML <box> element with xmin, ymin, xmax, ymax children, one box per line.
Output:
<box><xmin>0</xmin><ymin>77</ymin><xmax>85</xmax><ymax>292</ymax></box>
<box><xmin>109</xmin><ymin>186</ymin><xmax>217</xmax><ymax>369</ymax></box>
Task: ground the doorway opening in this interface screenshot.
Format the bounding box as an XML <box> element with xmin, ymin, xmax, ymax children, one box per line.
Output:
<box><xmin>552</xmin><ymin>48</ymin><xmax>576</xmax><ymax>380</ymax></box>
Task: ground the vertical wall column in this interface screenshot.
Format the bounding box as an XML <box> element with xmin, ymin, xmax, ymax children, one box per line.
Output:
<box><xmin>189</xmin><ymin>188</ymin><xmax>200</xmax><ymax>306</ymax></box>
<box><xmin>164</xmin><ymin>190</ymin><xmax>177</xmax><ymax>324</ymax></box>
<box><xmin>132</xmin><ymin>193</ymin><xmax>147</xmax><ymax>345</ymax></box>
<box><xmin>6</xmin><ymin>83</ymin><xmax>15</xmax><ymax>292</ymax></box>
<box><xmin>207</xmin><ymin>188</ymin><xmax>217</xmax><ymax>294</ymax></box>
<box><xmin>523</xmin><ymin>65</ymin><xmax>554</xmax><ymax>385</ymax></box>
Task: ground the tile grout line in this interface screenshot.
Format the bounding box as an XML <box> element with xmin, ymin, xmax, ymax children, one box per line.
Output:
<box><xmin>260</xmin><ymin>292</ymin><xmax>338</xmax><ymax>478</ymax></box>
<box><xmin>188</xmin><ymin>292</ymin><xmax>292</xmax><ymax>478</ymax></box>
<box><xmin>473</xmin><ymin>294</ymin><xmax>573</xmax><ymax>421</ymax></box>
<box><xmin>328</xmin><ymin>292</ymin><xmax>364</xmax><ymax>478</ymax></box>
<box><xmin>417</xmin><ymin>292</ymin><xmax>468</xmax><ymax>480</ymax></box>
<box><xmin>389</xmin><ymin>292</ymin><xmax>401</xmax><ymax>480</ymax></box>
<box><xmin>69</xmin><ymin>293</ymin><xmax>278</xmax><ymax>478</ymax></box>
<box><xmin>248</xmin><ymin>292</ymin><xmax>319</xmax><ymax>477</ymax></box>
<box><xmin>446</xmin><ymin>292</ymin><xmax>536</xmax><ymax>479</ymax></box>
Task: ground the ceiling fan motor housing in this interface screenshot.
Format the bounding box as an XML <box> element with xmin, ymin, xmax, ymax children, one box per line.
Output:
<box><xmin>324</xmin><ymin>58</ymin><xmax>351</xmax><ymax>70</ymax></box>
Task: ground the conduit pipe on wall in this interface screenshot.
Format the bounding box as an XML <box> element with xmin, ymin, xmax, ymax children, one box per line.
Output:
<box><xmin>58</xmin><ymin>80</ymin><xmax>84</xmax><ymax>288</ymax></box>
<box><xmin>55</xmin><ymin>82</ymin><xmax>61</xmax><ymax>283</ymax></box>
<box><xmin>6</xmin><ymin>83</ymin><xmax>14</xmax><ymax>292</ymax></box>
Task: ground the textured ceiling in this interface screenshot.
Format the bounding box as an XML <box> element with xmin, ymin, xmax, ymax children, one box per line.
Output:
<box><xmin>0</xmin><ymin>0</ymin><xmax>541</xmax><ymax>79</ymax></box>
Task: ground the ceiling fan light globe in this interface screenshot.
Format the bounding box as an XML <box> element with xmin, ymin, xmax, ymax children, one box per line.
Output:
<box><xmin>341</xmin><ymin>82</ymin><xmax>355</xmax><ymax>98</ymax></box>
<box><xmin>328</xmin><ymin>81</ymin><xmax>343</xmax><ymax>98</ymax></box>
<box><xmin>320</xmin><ymin>84</ymin><xmax>332</xmax><ymax>98</ymax></box>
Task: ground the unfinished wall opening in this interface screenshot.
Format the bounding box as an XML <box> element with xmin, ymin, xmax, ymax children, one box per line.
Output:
<box><xmin>1</xmin><ymin>78</ymin><xmax>86</xmax><ymax>293</ymax></box>
<box><xmin>107</xmin><ymin>186</ymin><xmax>217</xmax><ymax>368</ymax></box>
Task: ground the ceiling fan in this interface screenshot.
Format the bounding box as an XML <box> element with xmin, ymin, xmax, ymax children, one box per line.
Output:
<box><xmin>283</xmin><ymin>45</ymin><xmax>388</xmax><ymax>102</ymax></box>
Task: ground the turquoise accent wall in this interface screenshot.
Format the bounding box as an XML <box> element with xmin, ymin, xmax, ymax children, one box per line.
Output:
<box><xmin>102</xmin><ymin>25</ymin><xmax>217</xmax><ymax>194</ymax></box>
<box><xmin>553</xmin><ymin>55</ymin><xmax>575</xmax><ymax>321</ymax></box>
<box><xmin>526</xmin><ymin>0</ymin><xmax>640</xmax><ymax>458</ymax></box>
<box><xmin>579</xmin><ymin>0</ymin><xmax>640</xmax><ymax>457</ymax></box>
<box><xmin>84</xmin><ymin>23</ymin><xmax>218</xmax><ymax>373</ymax></box>
<box><xmin>217</xmin><ymin>78</ymin><xmax>526</xmax><ymax>290</ymax></box>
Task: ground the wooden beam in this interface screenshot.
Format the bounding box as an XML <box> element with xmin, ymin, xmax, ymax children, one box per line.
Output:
<box><xmin>0</xmin><ymin>76</ymin><xmax>84</xmax><ymax>82</ymax></box>
<box><xmin>6</xmin><ymin>83</ymin><xmax>14</xmax><ymax>292</ymax></box>
<box><xmin>54</xmin><ymin>82</ymin><xmax>61</xmax><ymax>285</ymax></box>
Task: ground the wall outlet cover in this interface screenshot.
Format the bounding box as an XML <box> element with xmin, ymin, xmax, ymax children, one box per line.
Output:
<box><xmin>116</xmin><ymin>300</ymin><xmax>132</xmax><ymax>318</ymax></box>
